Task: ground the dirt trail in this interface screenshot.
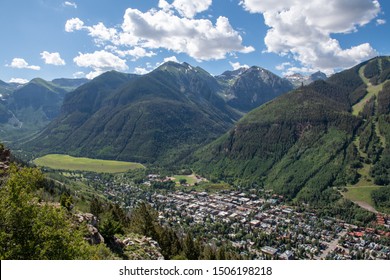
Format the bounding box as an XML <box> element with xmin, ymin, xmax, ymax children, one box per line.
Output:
<box><xmin>353</xmin><ymin>201</ymin><xmax>378</xmax><ymax>214</ymax></box>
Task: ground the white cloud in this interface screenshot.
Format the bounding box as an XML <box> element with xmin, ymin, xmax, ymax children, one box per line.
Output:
<box><xmin>134</xmin><ymin>67</ymin><xmax>150</xmax><ymax>75</ymax></box>
<box><xmin>116</xmin><ymin>46</ymin><xmax>157</xmax><ymax>61</ymax></box>
<box><xmin>282</xmin><ymin>66</ymin><xmax>317</xmax><ymax>76</ymax></box>
<box><xmin>120</xmin><ymin>8</ymin><xmax>254</xmax><ymax>61</ymax></box>
<box><xmin>163</xmin><ymin>56</ymin><xmax>180</xmax><ymax>63</ymax></box>
<box><xmin>7</xmin><ymin>58</ymin><xmax>40</xmax><ymax>70</ymax></box>
<box><xmin>240</xmin><ymin>0</ymin><xmax>380</xmax><ymax>73</ymax></box>
<box><xmin>158</xmin><ymin>0</ymin><xmax>172</xmax><ymax>11</ymax></box>
<box><xmin>40</xmin><ymin>51</ymin><xmax>66</xmax><ymax>66</ymax></box>
<box><xmin>65</xmin><ymin>18</ymin><xmax>84</xmax><ymax>32</ymax></box>
<box><xmin>65</xmin><ymin>6</ymin><xmax>253</xmax><ymax>62</ymax></box>
<box><xmin>275</xmin><ymin>62</ymin><xmax>292</xmax><ymax>71</ymax></box>
<box><xmin>73</xmin><ymin>71</ymin><xmax>85</xmax><ymax>79</ymax></box>
<box><xmin>158</xmin><ymin>0</ymin><xmax>212</xmax><ymax>18</ymax></box>
<box><xmin>172</xmin><ymin>0</ymin><xmax>212</xmax><ymax>18</ymax></box>
<box><xmin>86</xmin><ymin>22</ymin><xmax>118</xmax><ymax>45</ymax></box>
<box><xmin>376</xmin><ymin>19</ymin><xmax>386</xmax><ymax>25</ymax></box>
<box><xmin>8</xmin><ymin>78</ymin><xmax>29</xmax><ymax>84</ymax></box>
<box><xmin>64</xmin><ymin>1</ymin><xmax>77</xmax><ymax>8</ymax></box>
<box><xmin>229</xmin><ymin>61</ymin><xmax>249</xmax><ymax>70</ymax></box>
<box><xmin>73</xmin><ymin>50</ymin><xmax>129</xmax><ymax>79</ymax></box>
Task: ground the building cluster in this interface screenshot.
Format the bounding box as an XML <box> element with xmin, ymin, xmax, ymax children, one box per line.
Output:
<box><xmin>152</xmin><ymin>190</ymin><xmax>390</xmax><ymax>260</ymax></box>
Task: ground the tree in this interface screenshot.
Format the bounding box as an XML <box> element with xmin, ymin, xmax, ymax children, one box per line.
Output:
<box><xmin>0</xmin><ymin>166</ymin><xmax>111</xmax><ymax>259</ymax></box>
<box><xmin>179</xmin><ymin>179</ymin><xmax>187</xmax><ymax>185</ymax></box>
<box><xmin>60</xmin><ymin>192</ymin><xmax>74</xmax><ymax>211</ymax></box>
<box><xmin>183</xmin><ymin>232</ymin><xmax>200</xmax><ymax>260</ymax></box>
<box><xmin>90</xmin><ymin>197</ymin><xmax>104</xmax><ymax>219</ymax></box>
<box><xmin>157</xmin><ymin>227</ymin><xmax>182</xmax><ymax>260</ymax></box>
<box><xmin>99</xmin><ymin>218</ymin><xmax>124</xmax><ymax>243</ymax></box>
<box><xmin>130</xmin><ymin>201</ymin><xmax>158</xmax><ymax>240</ymax></box>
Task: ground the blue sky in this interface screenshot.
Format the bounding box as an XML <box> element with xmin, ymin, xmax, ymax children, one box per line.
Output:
<box><xmin>0</xmin><ymin>0</ymin><xmax>389</xmax><ymax>83</ymax></box>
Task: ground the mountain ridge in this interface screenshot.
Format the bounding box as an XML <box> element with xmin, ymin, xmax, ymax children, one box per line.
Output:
<box><xmin>193</xmin><ymin>56</ymin><xmax>390</xmax><ymax>206</ymax></box>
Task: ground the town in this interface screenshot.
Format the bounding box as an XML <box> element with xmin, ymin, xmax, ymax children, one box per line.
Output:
<box><xmin>151</xmin><ymin>189</ymin><xmax>390</xmax><ymax>260</ymax></box>
<box><xmin>57</xmin><ymin>171</ymin><xmax>390</xmax><ymax>260</ymax></box>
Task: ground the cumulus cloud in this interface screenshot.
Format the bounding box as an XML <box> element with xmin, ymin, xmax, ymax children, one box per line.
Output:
<box><xmin>73</xmin><ymin>50</ymin><xmax>128</xmax><ymax>79</ymax></box>
<box><xmin>240</xmin><ymin>0</ymin><xmax>380</xmax><ymax>73</ymax></box>
<box><xmin>229</xmin><ymin>61</ymin><xmax>249</xmax><ymax>70</ymax></box>
<box><xmin>119</xmin><ymin>8</ymin><xmax>254</xmax><ymax>61</ymax></box>
<box><xmin>65</xmin><ymin>17</ymin><xmax>84</xmax><ymax>32</ymax></box>
<box><xmin>72</xmin><ymin>71</ymin><xmax>85</xmax><ymax>78</ymax></box>
<box><xmin>65</xmin><ymin>6</ymin><xmax>253</xmax><ymax>62</ymax></box>
<box><xmin>275</xmin><ymin>62</ymin><xmax>292</xmax><ymax>71</ymax></box>
<box><xmin>40</xmin><ymin>51</ymin><xmax>66</xmax><ymax>66</ymax></box>
<box><xmin>115</xmin><ymin>46</ymin><xmax>157</xmax><ymax>61</ymax></box>
<box><xmin>64</xmin><ymin>1</ymin><xmax>77</xmax><ymax>8</ymax></box>
<box><xmin>8</xmin><ymin>78</ymin><xmax>29</xmax><ymax>84</ymax></box>
<box><xmin>163</xmin><ymin>56</ymin><xmax>180</xmax><ymax>63</ymax></box>
<box><xmin>376</xmin><ymin>19</ymin><xmax>386</xmax><ymax>25</ymax></box>
<box><xmin>159</xmin><ymin>0</ymin><xmax>212</xmax><ymax>18</ymax></box>
<box><xmin>7</xmin><ymin>58</ymin><xmax>40</xmax><ymax>70</ymax></box>
<box><xmin>134</xmin><ymin>67</ymin><xmax>150</xmax><ymax>75</ymax></box>
<box><xmin>86</xmin><ymin>22</ymin><xmax>119</xmax><ymax>45</ymax></box>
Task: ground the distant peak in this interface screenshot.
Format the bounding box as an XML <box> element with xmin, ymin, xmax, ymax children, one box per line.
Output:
<box><xmin>219</xmin><ymin>67</ymin><xmax>248</xmax><ymax>78</ymax></box>
<box><xmin>309</xmin><ymin>71</ymin><xmax>327</xmax><ymax>81</ymax></box>
<box><xmin>30</xmin><ymin>77</ymin><xmax>47</xmax><ymax>83</ymax></box>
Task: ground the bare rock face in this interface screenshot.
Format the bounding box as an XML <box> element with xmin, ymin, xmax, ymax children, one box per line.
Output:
<box><xmin>0</xmin><ymin>146</ymin><xmax>10</xmax><ymax>174</ymax></box>
<box><xmin>86</xmin><ymin>224</ymin><xmax>105</xmax><ymax>245</ymax></box>
<box><xmin>75</xmin><ymin>212</ymin><xmax>98</xmax><ymax>227</ymax></box>
<box><xmin>75</xmin><ymin>212</ymin><xmax>104</xmax><ymax>244</ymax></box>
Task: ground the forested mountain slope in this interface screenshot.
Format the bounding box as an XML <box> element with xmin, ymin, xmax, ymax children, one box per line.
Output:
<box><xmin>193</xmin><ymin>57</ymin><xmax>390</xmax><ymax>207</ymax></box>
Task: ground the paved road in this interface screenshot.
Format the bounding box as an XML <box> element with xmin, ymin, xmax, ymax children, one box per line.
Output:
<box><xmin>316</xmin><ymin>230</ymin><xmax>348</xmax><ymax>260</ymax></box>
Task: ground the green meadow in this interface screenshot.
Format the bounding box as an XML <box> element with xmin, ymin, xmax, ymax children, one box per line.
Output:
<box><xmin>33</xmin><ymin>154</ymin><xmax>145</xmax><ymax>173</ymax></box>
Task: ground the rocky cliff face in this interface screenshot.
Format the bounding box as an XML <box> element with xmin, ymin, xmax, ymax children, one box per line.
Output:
<box><xmin>0</xmin><ymin>144</ymin><xmax>10</xmax><ymax>174</ymax></box>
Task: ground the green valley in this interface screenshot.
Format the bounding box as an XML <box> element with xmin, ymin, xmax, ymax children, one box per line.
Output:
<box><xmin>33</xmin><ymin>154</ymin><xmax>145</xmax><ymax>173</ymax></box>
<box><xmin>1</xmin><ymin>58</ymin><xmax>390</xmax><ymax>261</ymax></box>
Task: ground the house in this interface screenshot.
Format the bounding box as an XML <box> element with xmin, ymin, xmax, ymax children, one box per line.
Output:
<box><xmin>250</xmin><ymin>220</ymin><xmax>261</xmax><ymax>227</ymax></box>
<box><xmin>261</xmin><ymin>246</ymin><xmax>278</xmax><ymax>256</ymax></box>
<box><xmin>280</xmin><ymin>250</ymin><xmax>294</xmax><ymax>260</ymax></box>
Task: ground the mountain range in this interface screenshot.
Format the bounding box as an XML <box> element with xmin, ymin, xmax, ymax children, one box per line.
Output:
<box><xmin>22</xmin><ymin>62</ymin><xmax>293</xmax><ymax>165</ymax></box>
<box><xmin>193</xmin><ymin>56</ymin><xmax>390</xmax><ymax>205</ymax></box>
<box><xmin>2</xmin><ymin>57</ymin><xmax>389</xmax><ymax>207</ymax></box>
<box><xmin>284</xmin><ymin>71</ymin><xmax>327</xmax><ymax>88</ymax></box>
<box><xmin>0</xmin><ymin>78</ymin><xmax>88</xmax><ymax>142</ymax></box>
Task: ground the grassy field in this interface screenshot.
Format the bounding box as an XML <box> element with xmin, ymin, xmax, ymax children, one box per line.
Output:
<box><xmin>172</xmin><ymin>174</ymin><xmax>198</xmax><ymax>186</ymax></box>
<box><xmin>352</xmin><ymin>65</ymin><xmax>384</xmax><ymax>116</ymax></box>
<box><xmin>343</xmin><ymin>185</ymin><xmax>382</xmax><ymax>207</ymax></box>
<box><xmin>34</xmin><ymin>154</ymin><xmax>145</xmax><ymax>173</ymax></box>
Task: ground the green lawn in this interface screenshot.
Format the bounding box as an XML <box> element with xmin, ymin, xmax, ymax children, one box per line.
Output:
<box><xmin>343</xmin><ymin>185</ymin><xmax>382</xmax><ymax>207</ymax></box>
<box><xmin>352</xmin><ymin>65</ymin><xmax>385</xmax><ymax>116</ymax></box>
<box><xmin>33</xmin><ymin>154</ymin><xmax>145</xmax><ymax>173</ymax></box>
<box><xmin>172</xmin><ymin>175</ymin><xmax>198</xmax><ymax>186</ymax></box>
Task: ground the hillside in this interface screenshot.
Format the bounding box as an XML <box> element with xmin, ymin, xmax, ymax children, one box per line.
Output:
<box><xmin>0</xmin><ymin>77</ymin><xmax>93</xmax><ymax>143</ymax></box>
<box><xmin>25</xmin><ymin>63</ymin><xmax>240</xmax><ymax>165</ymax></box>
<box><xmin>51</xmin><ymin>78</ymin><xmax>89</xmax><ymax>91</ymax></box>
<box><xmin>193</xmin><ymin>57</ymin><xmax>390</xmax><ymax>207</ymax></box>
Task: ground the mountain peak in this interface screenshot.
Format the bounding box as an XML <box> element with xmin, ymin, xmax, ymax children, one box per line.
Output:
<box><xmin>156</xmin><ymin>61</ymin><xmax>199</xmax><ymax>73</ymax></box>
<box><xmin>218</xmin><ymin>67</ymin><xmax>249</xmax><ymax>80</ymax></box>
<box><xmin>285</xmin><ymin>71</ymin><xmax>327</xmax><ymax>88</ymax></box>
<box><xmin>310</xmin><ymin>71</ymin><xmax>327</xmax><ymax>81</ymax></box>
